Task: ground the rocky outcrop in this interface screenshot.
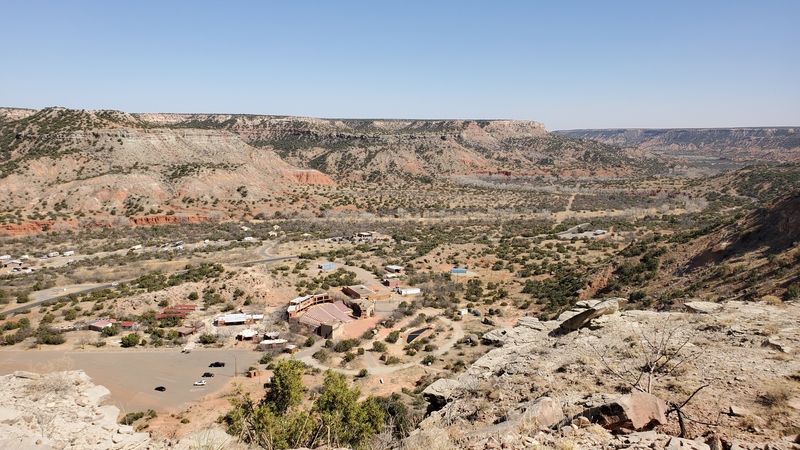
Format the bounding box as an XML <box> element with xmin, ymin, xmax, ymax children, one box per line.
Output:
<box><xmin>129</xmin><ymin>215</ymin><xmax>215</xmax><ymax>226</ymax></box>
<box><xmin>684</xmin><ymin>301</ymin><xmax>724</xmax><ymax>314</ymax></box>
<box><xmin>558</xmin><ymin>298</ymin><xmax>622</xmax><ymax>333</ymax></box>
<box><xmin>423</xmin><ymin>378</ymin><xmax>464</xmax><ymax>409</ymax></box>
<box><xmin>0</xmin><ymin>370</ymin><xmax>158</xmax><ymax>450</ymax></box>
<box><xmin>0</xmin><ymin>221</ymin><xmax>55</xmax><ymax>237</ymax></box>
<box><xmin>421</xmin><ymin>300</ymin><xmax>800</xmax><ymax>448</ymax></box>
<box><xmin>581</xmin><ymin>392</ymin><xmax>668</xmax><ymax>431</ymax></box>
<box><xmin>0</xmin><ymin>369</ymin><xmax>246</xmax><ymax>450</ymax></box>
<box><xmin>280</xmin><ymin>169</ymin><xmax>335</xmax><ymax>185</ymax></box>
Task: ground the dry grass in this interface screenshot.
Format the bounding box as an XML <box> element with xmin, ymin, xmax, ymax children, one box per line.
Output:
<box><xmin>401</xmin><ymin>429</ymin><xmax>460</xmax><ymax>450</ymax></box>
<box><xmin>737</xmin><ymin>414</ymin><xmax>765</xmax><ymax>430</ymax></box>
<box><xmin>758</xmin><ymin>381</ymin><xmax>794</xmax><ymax>409</ymax></box>
<box><xmin>761</xmin><ymin>323</ymin><xmax>780</xmax><ymax>336</ymax></box>
<box><xmin>761</xmin><ymin>295</ymin><xmax>783</xmax><ymax>306</ymax></box>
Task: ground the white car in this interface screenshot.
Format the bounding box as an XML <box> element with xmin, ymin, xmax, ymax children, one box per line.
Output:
<box><xmin>193</xmin><ymin>380</ymin><xmax>206</xmax><ymax>386</ymax></box>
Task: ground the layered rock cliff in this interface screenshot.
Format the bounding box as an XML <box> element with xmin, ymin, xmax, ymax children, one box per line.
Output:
<box><xmin>554</xmin><ymin>128</ymin><xmax>800</xmax><ymax>162</ymax></box>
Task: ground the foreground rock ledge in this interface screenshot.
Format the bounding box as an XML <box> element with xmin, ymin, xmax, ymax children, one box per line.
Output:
<box><xmin>0</xmin><ymin>370</ymin><xmax>233</xmax><ymax>450</ymax></box>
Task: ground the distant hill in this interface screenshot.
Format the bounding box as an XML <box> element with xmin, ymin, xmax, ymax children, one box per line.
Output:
<box><xmin>554</xmin><ymin>128</ymin><xmax>800</xmax><ymax>162</ymax></box>
<box><xmin>0</xmin><ymin>107</ymin><xmax>663</xmax><ymax>233</ymax></box>
<box><xmin>136</xmin><ymin>113</ymin><xmax>658</xmax><ymax>182</ymax></box>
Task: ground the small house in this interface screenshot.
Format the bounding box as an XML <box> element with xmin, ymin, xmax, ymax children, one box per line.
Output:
<box><xmin>88</xmin><ymin>319</ymin><xmax>114</xmax><ymax>332</ymax></box>
<box><xmin>258</xmin><ymin>338</ymin><xmax>288</xmax><ymax>350</ymax></box>
<box><xmin>383</xmin><ymin>279</ymin><xmax>401</xmax><ymax>288</ymax></box>
<box><xmin>237</xmin><ymin>329</ymin><xmax>258</xmax><ymax>341</ymax></box>
<box><xmin>385</xmin><ymin>265</ymin><xmax>404</xmax><ymax>273</ymax></box>
<box><xmin>175</xmin><ymin>326</ymin><xmax>196</xmax><ymax>337</ymax></box>
<box><xmin>397</xmin><ymin>287</ymin><xmax>421</xmax><ymax>296</ymax></box>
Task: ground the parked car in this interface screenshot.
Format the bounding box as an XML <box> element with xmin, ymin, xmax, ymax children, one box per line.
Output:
<box><xmin>154</xmin><ymin>386</ymin><xmax>166</xmax><ymax>392</ymax></box>
<box><xmin>193</xmin><ymin>380</ymin><xmax>206</xmax><ymax>386</ymax></box>
<box><xmin>209</xmin><ymin>362</ymin><xmax>225</xmax><ymax>367</ymax></box>
<box><xmin>202</xmin><ymin>372</ymin><xmax>215</xmax><ymax>378</ymax></box>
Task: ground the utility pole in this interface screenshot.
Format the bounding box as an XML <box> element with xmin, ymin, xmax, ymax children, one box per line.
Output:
<box><xmin>233</xmin><ymin>355</ymin><xmax>237</xmax><ymax>378</ymax></box>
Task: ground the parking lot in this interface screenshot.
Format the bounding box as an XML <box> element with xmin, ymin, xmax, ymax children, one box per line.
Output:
<box><xmin>0</xmin><ymin>348</ymin><xmax>262</xmax><ymax>413</ymax></box>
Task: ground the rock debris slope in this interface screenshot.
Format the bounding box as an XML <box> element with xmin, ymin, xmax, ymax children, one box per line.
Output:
<box><xmin>417</xmin><ymin>299</ymin><xmax>800</xmax><ymax>449</ymax></box>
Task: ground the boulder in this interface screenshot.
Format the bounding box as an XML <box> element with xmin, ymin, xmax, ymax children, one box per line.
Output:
<box><xmin>84</xmin><ymin>385</ymin><xmax>112</xmax><ymax>406</ymax></box>
<box><xmin>665</xmin><ymin>436</ymin><xmax>711</xmax><ymax>450</ymax></box>
<box><xmin>516</xmin><ymin>317</ymin><xmax>546</xmax><ymax>331</ymax></box>
<box><xmin>684</xmin><ymin>301</ymin><xmax>723</xmax><ymax>314</ymax></box>
<box><xmin>520</xmin><ymin>397</ymin><xmax>564</xmax><ymax>429</ymax></box>
<box><xmin>556</xmin><ymin>309</ymin><xmax>584</xmax><ymax>322</ymax></box>
<box><xmin>559</xmin><ymin>298</ymin><xmax>620</xmax><ymax>333</ymax></box>
<box><xmin>763</xmin><ymin>337</ymin><xmax>792</xmax><ymax>353</ymax></box>
<box><xmin>575</xmin><ymin>300</ymin><xmax>601</xmax><ymax>309</ymax></box>
<box><xmin>729</xmin><ymin>405</ymin><xmax>751</xmax><ymax>417</ymax></box>
<box><xmin>422</xmin><ymin>379</ymin><xmax>463</xmax><ymax>408</ymax></box>
<box><xmin>582</xmin><ymin>391</ymin><xmax>668</xmax><ymax>431</ymax></box>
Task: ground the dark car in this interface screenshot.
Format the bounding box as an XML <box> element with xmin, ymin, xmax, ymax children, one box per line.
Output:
<box><xmin>202</xmin><ymin>372</ymin><xmax>215</xmax><ymax>377</ymax></box>
<box><xmin>209</xmin><ymin>362</ymin><xmax>226</xmax><ymax>368</ymax></box>
<box><xmin>154</xmin><ymin>386</ymin><xmax>166</xmax><ymax>392</ymax></box>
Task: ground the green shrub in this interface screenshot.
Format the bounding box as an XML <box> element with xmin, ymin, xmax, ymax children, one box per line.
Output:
<box><xmin>198</xmin><ymin>333</ymin><xmax>217</xmax><ymax>344</ymax></box>
<box><xmin>385</xmin><ymin>330</ymin><xmax>400</xmax><ymax>344</ymax></box>
<box><xmin>121</xmin><ymin>332</ymin><xmax>140</xmax><ymax>348</ymax></box>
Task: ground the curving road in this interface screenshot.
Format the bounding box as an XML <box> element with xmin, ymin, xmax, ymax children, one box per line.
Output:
<box><xmin>295</xmin><ymin>316</ymin><xmax>464</xmax><ymax>376</ymax></box>
<box><xmin>0</xmin><ymin>240</ymin><xmax>295</xmax><ymax>316</ymax></box>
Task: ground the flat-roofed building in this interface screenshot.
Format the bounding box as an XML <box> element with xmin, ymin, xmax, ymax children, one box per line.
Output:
<box><xmin>287</xmin><ymin>293</ymin><xmax>332</xmax><ymax>321</ymax></box>
<box><xmin>319</xmin><ymin>321</ymin><xmax>344</xmax><ymax>340</ymax></box>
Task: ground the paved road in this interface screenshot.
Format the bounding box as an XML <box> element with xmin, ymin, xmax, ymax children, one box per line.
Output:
<box><xmin>0</xmin><ymin>348</ymin><xmax>261</xmax><ymax>413</ymax></box>
<box><xmin>230</xmin><ymin>241</ymin><xmax>297</xmax><ymax>266</ymax></box>
<box><xmin>0</xmin><ymin>240</ymin><xmax>295</xmax><ymax>316</ymax></box>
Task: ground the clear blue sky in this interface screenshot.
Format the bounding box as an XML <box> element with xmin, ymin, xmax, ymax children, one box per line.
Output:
<box><xmin>1</xmin><ymin>1</ymin><xmax>798</xmax><ymax>130</ymax></box>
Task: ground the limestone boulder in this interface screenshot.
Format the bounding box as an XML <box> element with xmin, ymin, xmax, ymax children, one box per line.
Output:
<box><xmin>684</xmin><ymin>301</ymin><xmax>723</xmax><ymax>314</ymax></box>
<box><xmin>576</xmin><ymin>300</ymin><xmax>601</xmax><ymax>309</ymax></box>
<box><xmin>582</xmin><ymin>391</ymin><xmax>668</xmax><ymax>431</ymax></box>
<box><xmin>422</xmin><ymin>379</ymin><xmax>463</xmax><ymax>408</ymax></box>
<box><xmin>559</xmin><ymin>298</ymin><xmax>621</xmax><ymax>333</ymax></box>
<box><xmin>521</xmin><ymin>397</ymin><xmax>564</xmax><ymax>428</ymax></box>
<box><xmin>665</xmin><ymin>436</ymin><xmax>711</xmax><ymax>450</ymax></box>
<box><xmin>84</xmin><ymin>385</ymin><xmax>112</xmax><ymax>405</ymax></box>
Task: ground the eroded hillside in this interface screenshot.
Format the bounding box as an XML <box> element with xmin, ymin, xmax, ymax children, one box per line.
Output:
<box><xmin>555</xmin><ymin>128</ymin><xmax>800</xmax><ymax>162</ymax></box>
